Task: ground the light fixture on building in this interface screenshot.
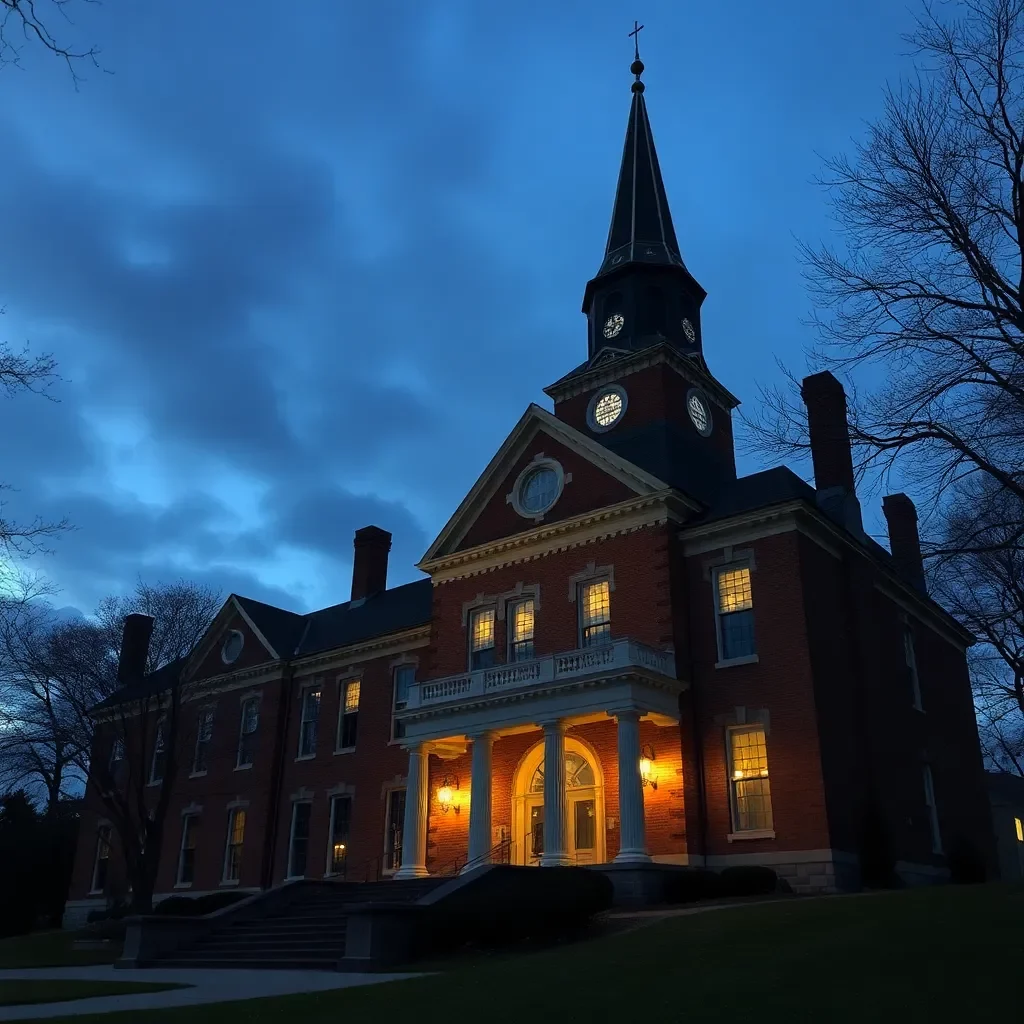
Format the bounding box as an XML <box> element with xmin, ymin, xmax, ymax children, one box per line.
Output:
<box><xmin>438</xmin><ymin>774</ymin><xmax>460</xmax><ymax>814</ymax></box>
<box><xmin>639</xmin><ymin>744</ymin><xmax>657</xmax><ymax>790</ymax></box>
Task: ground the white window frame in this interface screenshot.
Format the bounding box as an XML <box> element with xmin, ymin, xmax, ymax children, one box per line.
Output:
<box><xmin>577</xmin><ymin>579</ymin><xmax>612</xmax><ymax>649</ymax></box>
<box><xmin>176</xmin><ymin>814</ymin><xmax>198</xmax><ymax>887</ymax></box>
<box><xmin>726</xmin><ymin>724</ymin><xmax>775</xmax><ymax>840</ymax></box>
<box><xmin>109</xmin><ymin>737</ymin><xmax>125</xmax><ymax>772</ymax></box>
<box><xmin>713</xmin><ymin>563</ymin><xmax>758</xmax><ymax>667</ymax></box>
<box><xmin>296</xmin><ymin>685</ymin><xmax>321</xmax><ymax>760</ymax></box>
<box><xmin>382</xmin><ymin>786</ymin><xmax>406</xmax><ymax>876</ymax></box>
<box><xmin>507</xmin><ymin>597</ymin><xmax>536</xmax><ymax>662</ymax></box>
<box><xmin>236</xmin><ymin>697</ymin><xmax>260</xmax><ymax>769</ymax></box>
<box><xmin>90</xmin><ymin>825</ymin><xmax>112</xmax><ymax>894</ymax></box>
<box><xmin>922</xmin><ymin>764</ymin><xmax>943</xmax><ymax>854</ymax></box>
<box><xmin>391</xmin><ymin>664</ymin><xmax>415</xmax><ymax>742</ymax></box>
<box><xmin>326</xmin><ymin>793</ymin><xmax>353</xmax><ymax>876</ymax></box>
<box><xmin>904</xmin><ymin>624</ymin><xmax>924</xmax><ymax>711</ymax></box>
<box><xmin>286</xmin><ymin>800</ymin><xmax>313</xmax><ymax>880</ymax></box>
<box><xmin>149</xmin><ymin>720</ymin><xmax>167</xmax><ymax>786</ymax></box>
<box><xmin>222</xmin><ymin>807</ymin><xmax>246</xmax><ymax>884</ymax></box>
<box><xmin>468</xmin><ymin>606</ymin><xmax>496</xmax><ymax>670</ymax></box>
<box><xmin>191</xmin><ymin>708</ymin><xmax>214</xmax><ymax>776</ymax></box>
<box><xmin>335</xmin><ymin>678</ymin><xmax>360</xmax><ymax>753</ymax></box>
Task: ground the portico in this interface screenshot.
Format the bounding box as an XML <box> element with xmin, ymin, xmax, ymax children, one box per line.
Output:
<box><xmin>393</xmin><ymin>638</ymin><xmax>685</xmax><ymax>878</ymax></box>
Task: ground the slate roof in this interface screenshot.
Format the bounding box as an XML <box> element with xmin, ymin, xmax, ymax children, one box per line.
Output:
<box><xmin>92</xmin><ymin>656</ymin><xmax>189</xmax><ymax>712</ymax></box>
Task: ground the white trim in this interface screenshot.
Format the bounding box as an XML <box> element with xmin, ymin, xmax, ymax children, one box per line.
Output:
<box><xmin>296</xmin><ymin>682</ymin><xmax>322</xmax><ymax>759</ymax></box>
<box><xmin>220</xmin><ymin>629</ymin><xmax>245</xmax><ymax>665</ymax></box>
<box><xmin>89</xmin><ymin>825</ymin><xmax>112</xmax><ymax>896</ymax></box>
<box><xmin>686</xmin><ymin>387</ymin><xmax>714</xmax><ymax>437</ymax></box>
<box><xmin>325</xmin><ymin>792</ymin><xmax>353</xmax><ymax>877</ymax></box>
<box><xmin>382</xmin><ymin>784</ymin><xmax>407</xmax><ymax>876</ymax></box>
<box><xmin>726</xmin><ymin>723</ymin><xmax>773</xmax><ymax>836</ymax></box>
<box><xmin>222</xmin><ymin>806</ymin><xmax>246</xmax><ymax>884</ymax></box>
<box><xmin>712</xmin><ymin>562</ymin><xmax>757</xmax><ymax>664</ymax></box>
<box><xmin>716</xmin><ymin>654</ymin><xmax>759</xmax><ymax>670</ymax></box>
<box><xmin>507</xmin><ymin>455</ymin><xmax>568</xmax><ymax>522</ymax></box>
<box><xmin>904</xmin><ymin>625</ymin><xmax>924</xmax><ymax>712</ymax></box>
<box><xmin>229</xmin><ymin>598</ymin><xmax>281</xmax><ymax>660</ymax></box>
<box><xmin>391</xmin><ymin>662</ymin><xmax>416</xmax><ymax>742</ymax></box>
<box><xmin>922</xmin><ymin>764</ymin><xmax>943</xmax><ymax>854</ymax></box>
<box><xmin>586</xmin><ymin>384</ymin><xmax>629</xmax><ymax>433</ymax></box>
<box><xmin>727</xmin><ymin>829</ymin><xmax>776</xmax><ymax>842</ymax></box>
<box><xmin>334</xmin><ymin>676</ymin><xmax>360</xmax><ymax>754</ymax></box>
<box><xmin>236</xmin><ymin>695</ymin><xmax>260</xmax><ymax>769</ymax></box>
<box><xmin>176</xmin><ymin>813</ymin><xmax>199</xmax><ymax>887</ymax></box>
<box><xmin>286</xmin><ymin>800</ymin><xmax>313</xmax><ymax>880</ymax></box>
<box><xmin>192</xmin><ymin>707</ymin><xmax>215</xmax><ymax>775</ymax></box>
<box><xmin>148</xmin><ymin>719</ymin><xmax>167</xmax><ymax>787</ymax></box>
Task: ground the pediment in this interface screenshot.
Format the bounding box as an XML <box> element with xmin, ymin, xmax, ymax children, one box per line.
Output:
<box><xmin>421</xmin><ymin>404</ymin><xmax>671</xmax><ymax>564</ymax></box>
<box><xmin>185</xmin><ymin>596</ymin><xmax>281</xmax><ymax>682</ymax></box>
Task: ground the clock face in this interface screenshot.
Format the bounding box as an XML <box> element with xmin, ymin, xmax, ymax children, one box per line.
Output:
<box><xmin>603</xmin><ymin>313</ymin><xmax>625</xmax><ymax>339</ymax></box>
<box><xmin>681</xmin><ymin>318</ymin><xmax>696</xmax><ymax>343</ymax></box>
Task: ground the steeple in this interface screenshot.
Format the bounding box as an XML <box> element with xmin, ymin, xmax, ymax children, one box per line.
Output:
<box><xmin>582</xmin><ymin>32</ymin><xmax>707</xmax><ymax>362</ymax></box>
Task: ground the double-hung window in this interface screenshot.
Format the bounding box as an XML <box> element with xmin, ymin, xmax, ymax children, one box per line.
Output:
<box><xmin>223</xmin><ymin>808</ymin><xmax>245</xmax><ymax>882</ymax></box>
<box><xmin>177</xmin><ymin>815</ymin><xmax>198</xmax><ymax>886</ymax></box>
<box><xmin>469</xmin><ymin>608</ymin><xmax>496</xmax><ymax>670</ymax></box>
<box><xmin>579</xmin><ymin>580</ymin><xmax>611</xmax><ymax>647</ymax></box>
<box><xmin>328</xmin><ymin>794</ymin><xmax>352</xmax><ymax>876</ymax></box>
<box><xmin>392</xmin><ymin>665</ymin><xmax>414</xmax><ymax>741</ymax></box>
<box><xmin>715</xmin><ymin>566</ymin><xmax>756</xmax><ymax>661</ymax></box>
<box><xmin>384</xmin><ymin>789</ymin><xmax>406</xmax><ymax>873</ymax></box>
<box><xmin>237</xmin><ymin>697</ymin><xmax>259</xmax><ymax>768</ymax></box>
<box><xmin>192</xmin><ymin>709</ymin><xmax>214</xmax><ymax>774</ymax></box>
<box><xmin>298</xmin><ymin>687</ymin><xmax>321</xmax><ymax>758</ymax></box>
<box><xmin>149</xmin><ymin>721</ymin><xmax>167</xmax><ymax>785</ymax></box>
<box><xmin>923</xmin><ymin>764</ymin><xmax>942</xmax><ymax>854</ymax></box>
<box><xmin>727</xmin><ymin>726</ymin><xmax>773</xmax><ymax>833</ymax></box>
<box><xmin>91</xmin><ymin>825</ymin><xmax>111</xmax><ymax>893</ymax></box>
<box><xmin>288</xmin><ymin>801</ymin><xmax>312</xmax><ymax>878</ymax></box>
<box><xmin>337</xmin><ymin>679</ymin><xmax>360</xmax><ymax>751</ymax></box>
<box><xmin>508</xmin><ymin>599</ymin><xmax>535</xmax><ymax>662</ymax></box>
<box><xmin>904</xmin><ymin>626</ymin><xmax>923</xmax><ymax>710</ymax></box>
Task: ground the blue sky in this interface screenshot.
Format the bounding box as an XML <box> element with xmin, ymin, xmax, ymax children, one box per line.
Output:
<box><xmin>0</xmin><ymin>0</ymin><xmax>925</xmax><ymax>617</ymax></box>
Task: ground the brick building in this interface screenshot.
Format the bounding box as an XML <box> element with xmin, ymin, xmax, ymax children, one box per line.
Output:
<box><xmin>64</xmin><ymin>56</ymin><xmax>996</xmax><ymax>928</ymax></box>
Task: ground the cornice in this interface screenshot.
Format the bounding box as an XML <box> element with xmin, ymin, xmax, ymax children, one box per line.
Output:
<box><xmin>421</xmin><ymin>492</ymin><xmax>690</xmax><ymax>583</ymax></box>
<box><xmin>289</xmin><ymin>626</ymin><xmax>430</xmax><ymax>675</ymax></box>
<box><xmin>544</xmin><ymin>342</ymin><xmax>740</xmax><ymax>411</ymax></box>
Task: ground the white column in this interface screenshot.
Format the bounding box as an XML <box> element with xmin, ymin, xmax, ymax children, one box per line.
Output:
<box><xmin>540</xmin><ymin>720</ymin><xmax>571</xmax><ymax>867</ymax></box>
<box><xmin>395</xmin><ymin>744</ymin><xmax>430</xmax><ymax>878</ymax></box>
<box><xmin>614</xmin><ymin>710</ymin><xmax>651</xmax><ymax>863</ymax></box>
<box><xmin>464</xmin><ymin>731</ymin><xmax>494</xmax><ymax>872</ymax></box>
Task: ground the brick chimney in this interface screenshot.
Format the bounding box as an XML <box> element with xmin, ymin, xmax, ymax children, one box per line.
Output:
<box><xmin>882</xmin><ymin>493</ymin><xmax>926</xmax><ymax>592</ymax></box>
<box><xmin>351</xmin><ymin>526</ymin><xmax>392</xmax><ymax>603</ymax></box>
<box><xmin>118</xmin><ymin>613</ymin><xmax>154</xmax><ymax>686</ymax></box>
<box><xmin>800</xmin><ymin>371</ymin><xmax>864</xmax><ymax>535</ymax></box>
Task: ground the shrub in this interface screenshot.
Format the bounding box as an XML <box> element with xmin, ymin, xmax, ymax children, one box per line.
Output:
<box><xmin>428</xmin><ymin>866</ymin><xmax>613</xmax><ymax>951</ymax></box>
<box><xmin>717</xmin><ymin>865</ymin><xmax>779</xmax><ymax>897</ymax></box>
<box><xmin>662</xmin><ymin>868</ymin><xmax>721</xmax><ymax>904</ymax></box>
<box><xmin>153</xmin><ymin>892</ymin><xmax>248</xmax><ymax>917</ymax></box>
<box><xmin>85</xmin><ymin>902</ymin><xmax>130</xmax><ymax>925</ymax></box>
<box><xmin>947</xmin><ymin>835</ymin><xmax>987</xmax><ymax>885</ymax></box>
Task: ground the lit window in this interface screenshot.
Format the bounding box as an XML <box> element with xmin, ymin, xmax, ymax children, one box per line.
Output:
<box><xmin>922</xmin><ymin>765</ymin><xmax>942</xmax><ymax>854</ymax></box>
<box><xmin>904</xmin><ymin>626</ymin><xmax>923</xmax><ymax>710</ymax></box>
<box><xmin>237</xmin><ymin>698</ymin><xmax>260</xmax><ymax>768</ymax></box>
<box><xmin>177</xmin><ymin>815</ymin><xmax>198</xmax><ymax>886</ymax></box>
<box><xmin>715</xmin><ymin>567</ymin><xmax>755</xmax><ymax>661</ymax></box>
<box><xmin>288</xmin><ymin>801</ymin><xmax>312</xmax><ymax>878</ymax></box>
<box><xmin>508</xmin><ymin>599</ymin><xmax>535</xmax><ymax>662</ymax></box>
<box><xmin>520</xmin><ymin>467</ymin><xmax>559</xmax><ymax>514</ymax></box>
<box><xmin>149</xmin><ymin>722</ymin><xmax>167</xmax><ymax>785</ymax></box>
<box><xmin>1015</xmin><ymin>817</ymin><xmax>1023</xmax><ymax>842</ymax></box>
<box><xmin>91</xmin><ymin>825</ymin><xmax>111</xmax><ymax>893</ymax></box>
<box><xmin>579</xmin><ymin>580</ymin><xmax>611</xmax><ymax>647</ymax></box>
<box><xmin>469</xmin><ymin>607</ymin><xmax>496</xmax><ymax>670</ymax></box>
<box><xmin>223</xmin><ymin>808</ymin><xmax>246</xmax><ymax>882</ymax></box>
<box><xmin>728</xmin><ymin>726</ymin><xmax>773</xmax><ymax>832</ymax></box>
<box><xmin>337</xmin><ymin>679</ymin><xmax>360</xmax><ymax>750</ymax></box>
<box><xmin>192</xmin><ymin>709</ymin><xmax>214</xmax><ymax>774</ymax></box>
<box><xmin>589</xmin><ymin>387</ymin><xmax>627</xmax><ymax>431</ymax></box>
<box><xmin>329</xmin><ymin>795</ymin><xmax>352</xmax><ymax>875</ymax></box>
<box><xmin>392</xmin><ymin>664</ymin><xmax>414</xmax><ymax>741</ymax></box>
<box><xmin>298</xmin><ymin>687</ymin><xmax>321</xmax><ymax>758</ymax></box>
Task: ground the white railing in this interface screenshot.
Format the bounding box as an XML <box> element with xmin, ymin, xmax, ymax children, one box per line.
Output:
<box><xmin>406</xmin><ymin>638</ymin><xmax>676</xmax><ymax>710</ymax></box>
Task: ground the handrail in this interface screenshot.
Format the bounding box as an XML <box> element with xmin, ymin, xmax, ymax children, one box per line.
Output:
<box><xmin>434</xmin><ymin>835</ymin><xmax>514</xmax><ymax>877</ymax></box>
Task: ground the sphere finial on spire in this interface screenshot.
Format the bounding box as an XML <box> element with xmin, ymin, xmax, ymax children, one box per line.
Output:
<box><xmin>629</xmin><ymin>20</ymin><xmax>645</xmax><ymax>91</ymax></box>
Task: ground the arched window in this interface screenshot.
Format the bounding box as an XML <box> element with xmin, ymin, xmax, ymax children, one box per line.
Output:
<box><xmin>530</xmin><ymin>751</ymin><xmax>596</xmax><ymax>793</ymax></box>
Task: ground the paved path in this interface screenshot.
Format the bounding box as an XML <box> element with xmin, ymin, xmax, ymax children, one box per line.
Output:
<box><xmin>0</xmin><ymin>965</ymin><xmax>420</xmax><ymax>1020</ymax></box>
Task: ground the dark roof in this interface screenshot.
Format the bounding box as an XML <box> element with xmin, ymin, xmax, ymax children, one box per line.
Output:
<box><xmin>988</xmin><ymin>772</ymin><xmax>1024</xmax><ymax>806</ymax></box>
<box><xmin>94</xmin><ymin>580</ymin><xmax>433</xmax><ymax>713</ymax></box>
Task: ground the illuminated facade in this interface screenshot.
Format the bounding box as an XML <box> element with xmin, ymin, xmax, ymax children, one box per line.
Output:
<box><xmin>65</xmin><ymin>56</ymin><xmax>996</xmax><ymax>927</ymax></box>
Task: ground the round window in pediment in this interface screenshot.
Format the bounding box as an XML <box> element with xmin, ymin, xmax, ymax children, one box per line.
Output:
<box><xmin>221</xmin><ymin>629</ymin><xmax>244</xmax><ymax>665</ymax></box>
<box><xmin>511</xmin><ymin>458</ymin><xmax>565</xmax><ymax>520</ymax></box>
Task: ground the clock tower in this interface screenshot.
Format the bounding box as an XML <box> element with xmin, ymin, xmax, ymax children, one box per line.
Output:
<box><xmin>582</xmin><ymin>55</ymin><xmax>707</xmax><ymax>363</ymax></box>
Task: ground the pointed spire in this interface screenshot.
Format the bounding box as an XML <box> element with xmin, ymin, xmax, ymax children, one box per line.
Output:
<box><xmin>596</xmin><ymin>36</ymin><xmax>686</xmax><ymax>278</ymax></box>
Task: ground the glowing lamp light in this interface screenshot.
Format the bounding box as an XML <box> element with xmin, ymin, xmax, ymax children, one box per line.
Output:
<box><xmin>437</xmin><ymin>774</ymin><xmax>460</xmax><ymax>814</ymax></box>
<box><xmin>639</xmin><ymin>744</ymin><xmax>657</xmax><ymax>791</ymax></box>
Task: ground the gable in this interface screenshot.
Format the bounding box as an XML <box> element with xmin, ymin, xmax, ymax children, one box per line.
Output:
<box><xmin>455</xmin><ymin>431</ymin><xmax>638</xmax><ymax>552</ymax></box>
<box><xmin>187</xmin><ymin>598</ymin><xmax>281</xmax><ymax>682</ymax></box>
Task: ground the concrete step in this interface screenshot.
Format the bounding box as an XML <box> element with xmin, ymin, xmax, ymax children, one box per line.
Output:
<box><xmin>160</xmin><ymin>956</ymin><xmax>340</xmax><ymax>971</ymax></box>
<box><xmin>198</xmin><ymin>936</ymin><xmax>346</xmax><ymax>953</ymax></box>
<box><xmin>228</xmin><ymin>918</ymin><xmax>348</xmax><ymax>933</ymax></box>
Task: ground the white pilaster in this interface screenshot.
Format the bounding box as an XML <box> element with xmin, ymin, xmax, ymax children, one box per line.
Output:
<box><xmin>395</xmin><ymin>744</ymin><xmax>430</xmax><ymax>878</ymax></box>
<box><xmin>613</xmin><ymin>710</ymin><xmax>651</xmax><ymax>863</ymax></box>
<box><xmin>464</xmin><ymin>731</ymin><xmax>495</xmax><ymax>872</ymax></box>
<box><xmin>540</xmin><ymin>720</ymin><xmax>571</xmax><ymax>867</ymax></box>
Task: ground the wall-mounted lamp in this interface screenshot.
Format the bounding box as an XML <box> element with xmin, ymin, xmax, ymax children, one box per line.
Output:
<box><xmin>639</xmin><ymin>744</ymin><xmax>657</xmax><ymax>790</ymax></box>
<box><xmin>437</xmin><ymin>774</ymin><xmax>460</xmax><ymax>814</ymax></box>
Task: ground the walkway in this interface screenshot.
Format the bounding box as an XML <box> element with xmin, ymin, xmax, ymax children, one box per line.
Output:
<box><xmin>0</xmin><ymin>965</ymin><xmax>420</xmax><ymax>1020</ymax></box>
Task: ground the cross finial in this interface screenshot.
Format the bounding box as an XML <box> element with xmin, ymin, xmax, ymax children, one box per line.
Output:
<box><xmin>629</xmin><ymin>20</ymin><xmax>644</xmax><ymax>62</ymax></box>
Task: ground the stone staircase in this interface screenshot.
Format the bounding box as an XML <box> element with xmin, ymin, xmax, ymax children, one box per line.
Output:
<box><xmin>159</xmin><ymin>878</ymin><xmax>443</xmax><ymax>970</ymax></box>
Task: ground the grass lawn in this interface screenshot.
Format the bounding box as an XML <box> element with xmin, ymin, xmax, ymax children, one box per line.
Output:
<box><xmin>0</xmin><ymin>980</ymin><xmax>185</xmax><ymax>1007</ymax></box>
<box><xmin>0</xmin><ymin>930</ymin><xmax>121</xmax><ymax>969</ymax></box>
<box><xmin>38</xmin><ymin>883</ymin><xmax>1024</xmax><ymax>1023</ymax></box>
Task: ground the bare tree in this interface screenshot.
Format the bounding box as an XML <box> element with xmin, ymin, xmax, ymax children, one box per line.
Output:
<box><xmin>744</xmin><ymin>0</ymin><xmax>1024</xmax><ymax>553</ymax></box>
<box><xmin>0</xmin><ymin>0</ymin><xmax>102</xmax><ymax>84</ymax></box>
<box><xmin>0</xmin><ymin>580</ymin><xmax>219</xmax><ymax>909</ymax></box>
